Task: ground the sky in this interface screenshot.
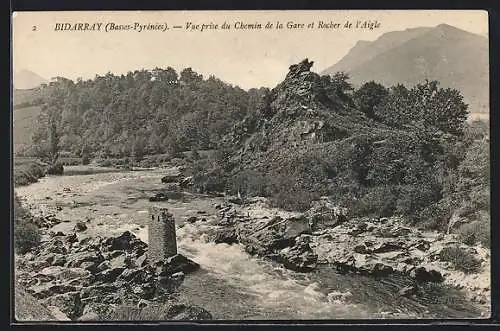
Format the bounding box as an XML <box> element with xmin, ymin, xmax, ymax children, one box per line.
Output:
<box><xmin>12</xmin><ymin>10</ymin><xmax>488</xmax><ymax>90</ymax></box>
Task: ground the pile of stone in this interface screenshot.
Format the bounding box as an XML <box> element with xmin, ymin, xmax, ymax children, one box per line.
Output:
<box><xmin>15</xmin><ymin>231</ymin><xmax>210</xmax><ymax>321</ymax></box>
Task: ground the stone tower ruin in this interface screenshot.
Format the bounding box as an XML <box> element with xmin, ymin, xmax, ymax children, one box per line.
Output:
<box><xmin>148</xmin><ymin>207</ymin><xmax>178</xmax><ymax>262</ymax></box>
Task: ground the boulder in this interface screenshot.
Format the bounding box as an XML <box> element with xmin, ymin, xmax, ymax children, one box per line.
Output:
<box><xmin>81</xmin><ymin>284</ymin><xmax>118</xmax><ymax>299</ymax></box>
<box><xmin>95</xmin><ymin>267</ymin><xmax>125</xmax><ymax>283</ymax></box>
<box><xmin>65</xmin><ymin>251</ymin><xmax>104</xmax><ymax>268</ymax></box>
<box><xmin>237</xmin><ymin>216</ymin><xmax>312</xmax><ymax>256</ymax></box>
<box><xmin>64</xmin><ymin>233</ymin><xmax>79</xmax><ymax>244</ymax></box>
<box><xmin>410</xmin><ymin>266</ymin><xmax>444</xmax><ymax>283</ymax></box>
<box><xmin>77</xmin><ymin>312</ymin><xmax>100</xmax><ymax>321</ymax></box>
<box><xmin>102</xmin><ymin>231</ymin><xmax>147</xmax><ymax>252</ymax></box>
<box><xmin>307</xmin><ymin>198</ymin><xmax>348</xmax><ymax>231</ymax></box>
<box><xmin>28</xmin><ymin>283</ymin><xmax>77</xmax><ymax>299</ymax></box>
<box><xmin>45</xmin><ymin>239</ymin><xmax>68</xmax><ymax>255</ymax></box>
<box><xmin>51</xmin><ymin>254</ymin><xmax>67</xmax><ymax>267</ymax></box>
<box><xmin>212</xmin><ymin>228</ymin><xmax>239</xmax><ymax>245</ymax></box>
<box><xmin>135</xmin><ymin>254</ymin><xmax>148</xmax><ymax>268</ymax></box>
<box><xmin>278</xmin><ymin>236</ymin><xmax>318</xmax><ymax>272</ymax></box>
<box><xmin>74</xmin><ymin>222</ymin><xmax>88</xmax><ymax>232</ymax></box>
<box><xmin>161</xmin><ymin>174</ymin><xmax>182</xmax><ymax>183</ymax></box>
<box><xmin>149</xmin><ymin>193</ymin><xmax>168</xmax><ymax>202</ymax></box>
<box><xmin>118</xmin><ymin>268</ymin><xmax>143</xmax><ymax>282</ymax></box>
<box><xmin>163</xmin><ymin>254</ymin><xmax>200</xmax><ymax>275</ymax></box>
<box><xmin>38</xmin><ymin>266</ymin><xmax>91</xmax><ymax>281</ymax></box>
<box><xmin>47</xmin><ymin>306</ymin><xmax>71</xmax><ymax>321</ymax></box>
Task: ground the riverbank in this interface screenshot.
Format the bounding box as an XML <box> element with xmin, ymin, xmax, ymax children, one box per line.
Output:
<box><xmin>13</xmin><ymin>166</ymin><xmax>490</xmax><ymax>319</ymax></box>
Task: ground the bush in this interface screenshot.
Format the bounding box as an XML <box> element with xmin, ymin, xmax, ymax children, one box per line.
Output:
<box><xmin>14</xmin><ymin>161</ymin><xmax>46</xmax><ymax>186</ymax></box>
<box><xmin>14</xmin><ymin>218</ymin><xmax>41</xmax><ymax>254</ymax></box>
<box><xmin>350</xmin><ymin>186</ymin><xmax>397</xmax><ymax>218</ymax></box>
<box><xmin>457</xmin><ymin>218</ymin><xmax>490</xmax><ymax>248</ymax></box>
<box><xmin>270</xmin><ymin>189</ymin><xmax>319</xmax><ymax>212</ymax></box>
<box><xmin>193</xmin><ymin>168</ymin><xmax>226</xmax><ymax>194</ymax></box>
<box><xmin>46</xmin><ymin>162</ymin><xmax>64</xmax><ymax>175</ymax></box>
<box><xmin>439</xmin><ymin>246</ymin><xmax>482</xmax><ymax>274</ymax></box>
<box><xmin>14</xmin><ymin>196</ymin><xmax>41</xmax><ymax>254</ymax></box>
<box><xmin>81</xmin><ymin>155</ymin><xmax>90</xmax><ymax>165</ymax></box>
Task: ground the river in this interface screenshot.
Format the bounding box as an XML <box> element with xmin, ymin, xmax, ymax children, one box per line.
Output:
<box><xmin>14</xmin><ymin>166</ymin><xmax>484</xmax><ymax>320</ymax></box>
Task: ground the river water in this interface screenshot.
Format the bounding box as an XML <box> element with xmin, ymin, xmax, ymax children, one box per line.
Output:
<box><xmin>14</xmin><ymin>166</ymin><xmax>483</xmax><ymax>320</ymax></box>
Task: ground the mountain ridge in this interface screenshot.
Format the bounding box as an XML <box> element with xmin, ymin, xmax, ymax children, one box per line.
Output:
<box><xmin>322</xmin><ymin>24</ymin><xmax>489</xmax><ymax>113</ymax></box>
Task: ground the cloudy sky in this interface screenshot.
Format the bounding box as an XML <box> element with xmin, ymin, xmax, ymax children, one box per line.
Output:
<box><xmin>12</xmin><ymin>10</ymin><xmax>488</xmax><ymax>90</ymax></box>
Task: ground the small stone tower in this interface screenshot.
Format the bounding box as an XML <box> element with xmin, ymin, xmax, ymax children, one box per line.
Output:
<box><xmin>148</xmin><ymin>207</ymin><xmax>178</xmax><ymax>262</ymax></box>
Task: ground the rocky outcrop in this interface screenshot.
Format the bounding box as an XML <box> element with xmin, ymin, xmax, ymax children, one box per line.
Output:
<box><xmin>15</xmin><ymin>231</ymin><xmax>209</xmax><ymax>321</ymax></box>
<box><xmin>209</xmin><ymin>202</ymin><xmax>315</xmax><ymax>272</ymax></box>
<box><xmin>277</xmin><ymin>235</ymin><xmax>318</xmax><ymax>272</ymax></box>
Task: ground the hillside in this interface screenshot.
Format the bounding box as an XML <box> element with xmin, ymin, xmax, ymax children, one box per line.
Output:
<box><xmin>13</xmin><ymin>88</ymin><xmax>45</xmax><ymax>108</ymax></box>
<box><xmin>13</xmin><ymin>70</ymin><xmax>48</xmax><ymax>90</ymax></box>
<box><xmin>322</xmin><ymin>24</ymin><xmax>489</xmax><ymax>114</ymax></box>
<box><xmin>192</xmin><ymin>59</ymin><xmax>489</xmax><ymax>237</ymax></box>
<box><xmin>13</xmin><ymin>105</ymin><xmax>42</xmax><ymax>154</ymax></box>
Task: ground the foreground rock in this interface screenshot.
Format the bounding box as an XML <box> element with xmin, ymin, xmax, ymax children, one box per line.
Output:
<box><xmin>16</xmin><ymin>230</ymin><xmax>210</xmax><ymax>321</ymax></box>
<box><xmin>277</xmin><ymin>235</ymin><xmax>318</xmax><ymax>272</ymax></box>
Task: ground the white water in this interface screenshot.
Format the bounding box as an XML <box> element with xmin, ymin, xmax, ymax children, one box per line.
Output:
<box><xmin>174</xmin><ymin>223</ymin><xmax>370</xmax><ymax>319</ymax></box>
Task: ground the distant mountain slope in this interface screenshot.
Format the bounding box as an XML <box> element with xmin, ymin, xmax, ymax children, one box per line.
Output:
<box><xmin>322</xmin><ymin>24</ymin><xmax>489</xmax><ymax>113</ymax></box>
<box><xmin>13</xmin><ymin>88</ymin><xmax>44</xmax><ymax>108</ymax></box>
<box><xmin>13</xmin><ymin>105</ymin><xmax>42</xmax><ymax>154</ymax></box>
<box><xmin>13</xmin><ymin>69</ymin><xmax>48</xmax><ymax>90</ymax></box>
<box><xmin>328</xmin><ymin>27</ymin><xmax>432</xmax><ymax>74</ymax></box>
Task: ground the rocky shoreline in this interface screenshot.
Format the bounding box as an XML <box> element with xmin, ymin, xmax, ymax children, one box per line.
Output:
<box><xmin>202</xmin><ymin>197</ymin><xmax>490</xmax><ymax>313</ymax></box>
<box><xmin>15</xmin><ymin>215</ymin><xmax>212</xmax><ymax>321</ymax></box>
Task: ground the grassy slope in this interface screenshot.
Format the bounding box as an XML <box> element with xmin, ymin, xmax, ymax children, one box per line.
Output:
<box><xmin>13</xmin><ymin>105</ymin><xmax>42</xmax><ymax>149</ymax></box>
<box><xmin>13</xmin><ymin>88</ymin><xmax>44</xmax><ymax>107</ymax></box>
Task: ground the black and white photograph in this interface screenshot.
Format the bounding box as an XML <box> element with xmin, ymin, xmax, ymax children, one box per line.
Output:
<box><xmin>11</xmin><ymin>10</ymin><xmax>490</xmax><ymax>321</ymax></box>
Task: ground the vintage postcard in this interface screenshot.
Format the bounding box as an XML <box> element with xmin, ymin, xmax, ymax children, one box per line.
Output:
<box><xmin>11</xmin><ymin>10</ymin><xmax>490</xmax><ymax>321</ymax></box>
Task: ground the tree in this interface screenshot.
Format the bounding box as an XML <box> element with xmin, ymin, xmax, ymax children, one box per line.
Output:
<box><xmin>353</xmin><ymin>81</ymin><xmax>389</xmax><ymax>119</ymax></box>
<box><xmin>375</xmin><ymin>80</ymin><xmax>469</xmax><ymax>136</ymax></box>
<box><xmin>179</xmin><ymin>67</ymin><xmax>203</xmax><ymax>85</ymax></box>
<box><xmin>32</xmin><ymin>77</ymin><xmax>74</xmax><ymax>164</ymax></box>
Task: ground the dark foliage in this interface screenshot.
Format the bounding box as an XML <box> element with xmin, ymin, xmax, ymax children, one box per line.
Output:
<box><xmin>439</xmin><ymin>246</ymin><xmax>482</xmax><ymax>274</ymax></box>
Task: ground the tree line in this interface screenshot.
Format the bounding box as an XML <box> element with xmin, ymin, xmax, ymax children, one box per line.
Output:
<box><xmin>30</xmin><ymin>67</ymin><xmax>268</xmax><ymax>162</ymax></box>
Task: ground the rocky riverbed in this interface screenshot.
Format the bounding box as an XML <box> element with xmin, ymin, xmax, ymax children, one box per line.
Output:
<box><xmin>210</xmin><ymin>197</ymin><xmax>490</xmax><ymax>309</ymax></box>
<box><xmin>14</xmin><ymin>166</ymin><xmax>491</xmax><ymax>320</ymax></box>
